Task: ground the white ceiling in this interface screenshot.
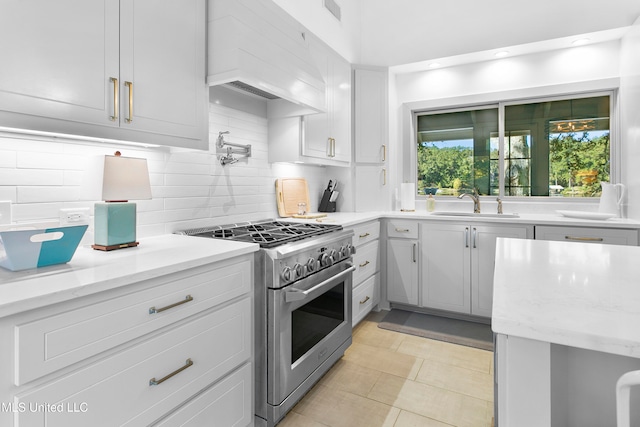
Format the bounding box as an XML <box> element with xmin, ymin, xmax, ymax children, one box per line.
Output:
<box><xmin>357</xmin><ymin>0</ymin><xmax>640</xmax><ymax>68</ymax></box>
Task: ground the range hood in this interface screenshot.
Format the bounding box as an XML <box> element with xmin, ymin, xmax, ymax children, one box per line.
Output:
<box><xmin>207</xmin><ymin>0</ymin><xmax>326</xmax><ymax>115</ymax></box>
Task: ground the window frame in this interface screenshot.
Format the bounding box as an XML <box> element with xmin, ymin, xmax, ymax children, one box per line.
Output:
<box><xmin>412</xmin><ymin>90</ymin><xmax>618</xmax><ymax>201</ymax></box>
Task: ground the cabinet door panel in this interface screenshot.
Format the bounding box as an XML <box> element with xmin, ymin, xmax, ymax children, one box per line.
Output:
<box><xmin>420</xmin><ymin>223</ymin><xmax>470</xmax><ymax>313</ymax></box>
<box><xmin>386</xmin><ymin>239</ymin><xmax>418</xmax><ymax>305</ymax></box>
<box><xmin>355</xmin><ymin>69</ymin><xmax>387</xmax><ymax>163</ymax></box>
<box><xmin>119</xmin><ymin>0</ymin><xmax>205</xmax><ymax>139</ymax></box>
<box><xmin>471</xmin><ymin>225</ymin><xmax>529</xmax><ymax>317</ymax></box>
<box><xmin>0</xmin><ymin>0</ymin><xmax>119</xmax><ymax>126</ymax></box>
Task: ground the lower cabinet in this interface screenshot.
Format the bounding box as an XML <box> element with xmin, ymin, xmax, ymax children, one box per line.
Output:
<box><xmin>349</xmin><ymin>221</ymin><xmax>381</xmax><ymax>326</ymax></box>
<box><xmin>386</xmin><ymin>220</ymin><xmax>419</xmax><ymax>305</ymax></box>
<box><xmin>535</xmin><ymin>225</ymin><xmax>639</xmax><ymax>246</ymax></box>
<box><xmin>420</xmin><ymin>222</ymin><xmax>532</xmax><ymax>318</ymax></box>
<box><xmin>0</xmin><ymin>255</ymin><xmax>254</xmax><ymax>427</ymax></box>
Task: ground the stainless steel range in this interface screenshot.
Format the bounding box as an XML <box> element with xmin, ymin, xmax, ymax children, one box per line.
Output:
<box><xmin>178</xmin><ymin>220</ymin><xmax>355</xmax><ymax>426</ymax></box>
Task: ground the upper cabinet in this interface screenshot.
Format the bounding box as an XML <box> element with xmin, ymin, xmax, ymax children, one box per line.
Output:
<box><xmin>354</xmin><ymin>68</ymin><xmax>388</xmax><ymax>163</ymax></box>
<box><xmin>303</xmin><ymin>35</ymin><xmax>352</xmax><ymax>164</ymax></box>
<box><xmin>0</xmin><ymin>0</ymin><xmax>208</xmax><ymax>150</ymax></box>
<box><xmin>268</xmin><ymin>35</ymin><xmax>352</xmax><ymax>166</ymax></box>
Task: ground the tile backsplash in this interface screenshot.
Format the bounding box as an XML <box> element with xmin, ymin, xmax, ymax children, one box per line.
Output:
<box><xmin>0</xmin><ymin>102</ymin><xmax>336</xmax><ymax>242</ymax></box>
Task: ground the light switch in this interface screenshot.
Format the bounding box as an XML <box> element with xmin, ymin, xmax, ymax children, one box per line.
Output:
<box><xmin>0</xmin><ymin>201</ymin><xmax>11</xmax><ymax>225</ymax></box>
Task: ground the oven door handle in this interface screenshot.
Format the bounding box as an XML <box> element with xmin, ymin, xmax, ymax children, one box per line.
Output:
<box><xmin>285</xmin><ymin>265</ymin><xmax>355</xmax><ymax>303</ymax></box>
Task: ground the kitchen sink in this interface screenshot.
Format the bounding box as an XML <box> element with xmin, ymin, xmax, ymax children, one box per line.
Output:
<box><xmin>430</xmin><ymin>211</ymin><xmax>520</xmax><ymax>218</ymax></box>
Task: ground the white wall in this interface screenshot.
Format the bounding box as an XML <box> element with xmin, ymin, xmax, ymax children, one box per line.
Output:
<box><xmin>620</xmin><ymin>17</ymin><xmax>640</xmax><ymax>219</ymax></box>
<box><xmin>272</xmin><ymin>0</ymin><xmax>361</xmax><ymax>63</ymax></box>
<box><xmin>0</xmin><ymin>96</ymin><xmax>336</xmax><ymax>243</ymax></box>
<box><xmin>389</xmin><ymin>40</ymin><xmax>632</xmax><ymax>214</ymax></box>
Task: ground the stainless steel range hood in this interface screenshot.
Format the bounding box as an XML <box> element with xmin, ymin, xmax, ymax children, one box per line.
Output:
<box><xmin>207</xmin><ymin>0</ymin><xmax>326</xmax><ymax>116</ymax></box>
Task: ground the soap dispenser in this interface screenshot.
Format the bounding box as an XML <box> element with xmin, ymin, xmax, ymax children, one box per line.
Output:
<box><xmin>426</xmin><ymin>194</ymin><xmax>436</xmax><ymax>212</ymax></box>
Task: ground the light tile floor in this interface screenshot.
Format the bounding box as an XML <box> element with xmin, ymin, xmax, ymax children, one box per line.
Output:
<box><xmin>277</xmin><ymin>311</ymin><xmax>495</xmax><ymax>427</ymax></box>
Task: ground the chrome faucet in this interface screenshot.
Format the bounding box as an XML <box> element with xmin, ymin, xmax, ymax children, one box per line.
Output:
<box><xmin>458</xmin><ymin>188</ymin><xmax>481</xmax><ymax>213</ymax></box>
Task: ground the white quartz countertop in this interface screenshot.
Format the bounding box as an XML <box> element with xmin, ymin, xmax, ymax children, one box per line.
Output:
<box><xmin>492</xmin><ymin>237</ymin><xmax>640</xmax><ymax>358</ymax></box>
<box><xmin>0</xmin><ymin>234</ymin><xmax>259</xmax><ymax>318</ymax></box>
<box><xmin>294</xmin><ymin>211</ymin><xmax>640</xmax><ymax>229</ymax></box>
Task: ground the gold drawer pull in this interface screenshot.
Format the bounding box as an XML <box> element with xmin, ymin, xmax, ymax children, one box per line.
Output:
<box><xmin>149</xmin><ymin>358</ymin><xmax>193</xmax><ymax>386</ymax></box>
<box><xmin>359</xmin><ymin>295</ymin><xmax>370</xmax><ymax>305</ymax></box>
<box><xmin>359</xmin><ymin>260</ymin><xmax>370</xmax><ymax>268</ymax></box>
<box><xmin>564</xmin><ymin>236</ymin><xmax>604</xmax><ymax>242</ymax></box>
<box><xmin>125</xmin><ymin>81</ymin><xmax>133</xmax><ymax>123</ymax></box>
<box><xmin>149</xmin><ymin>295</ymin><xmax>193</xmax><ymax>314</ymax></box>
<box><xmin>110</xmin><ymin>77</ymin><xmax>118</xmax><ymax>121</ymax></box>
<box><xmin>395</xmin><ymin>228</ymin><xmax>410</xmax><ymax>232</ymax></box>
<box><xmin>359</xmin><ymin>232</ymin><xmax>370</xmax><ymax>238</ymax></box>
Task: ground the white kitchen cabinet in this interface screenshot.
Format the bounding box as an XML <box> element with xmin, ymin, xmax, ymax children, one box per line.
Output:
<box><xmin>348</xmin><ymin>221</ymin><xmax>381</xmax><ymax>326</ymax></box>
<box><xmin>386</xmin><ymin>220</ymin><xmax>419</xmax><ymax>305</ymax></box>
<box><xmin>354</xmin><ymin>68</ymin><xmax>388</xmax><ymax>164</ymax></box>
<box><xmin>304</xmin><ymin>35</ymin><xmax>351</xmax><ymax>164</ymax></box>
<box><xmin>535</xmin><ymin>225</ymin><xmax>638</xmax><ymax>246</ymax></box>
<box><xmin>420</xmin><ymin>222</ymin><xmax>532</xmax><ymax>317</ymax></box>
<box><xmin>0</xmin><ymin>255</ymin><xmax>254</xmax><ymax>427</ymax></box>
<box><xmin>0</xmin><ymin>0</ymin><xmax>207</xmax><ymax>150</ymax></box>
<box><xmin>268</xmin><ymin>34</ymin><xmax>351</xmax><ymax>166</ymax></box>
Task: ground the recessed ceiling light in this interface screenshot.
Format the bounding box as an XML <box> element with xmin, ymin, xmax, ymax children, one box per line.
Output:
<box><xmin>494</xmin><ymin>51</ymin><xmax>509</xmax><ymax>58</ymax></box>
<box><xmin>428</xmin><ymin>62</ymin><xmax>441</xmax><ymax>69</ymax></box>
<box><xmin>572</xmin><ymin>38</ymin><xmax>591</xmax><ymax>46</ymax></box>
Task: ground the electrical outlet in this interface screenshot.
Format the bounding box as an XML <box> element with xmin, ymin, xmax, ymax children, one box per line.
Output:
<box><xmin>60</xmin><ymin>208</ymin><xmax>90</xmax><ymax>226</ymax></box>
<box><xmin>0</xmin><ymin>201</ymin><xmax>11</xmax><ymax>225</ymax></box>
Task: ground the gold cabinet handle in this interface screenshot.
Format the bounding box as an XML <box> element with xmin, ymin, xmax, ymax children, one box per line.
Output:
<box><xmin>125</xmin><ymin>81</ymin><xmax>133</xmax><ymax>123</ymax></box>
<box><xmin>110</xmin><ymin>77</ymin><xmax>118</xmax><ymax>121</ymax></box>
<box><xmin>412</xmin><ymin>243</ymin><xmax>417</xmax><ymax>262</ymax></box>
<box><xmin>359</xmin><ymin>295</ymin><xmax>370</xmax><ymax>305</ymax></box>
<box><xmin>359</xmin><ymin>260</ymin><xmax>370</xmax><ymax>268</ymax></box>
<box><xmin>383</xmin><ymin>168</ymin><xmax>387</xmax><ymax>186</ymax></box>
<box><xmin>149</xmin><ymin>358</ymin><xmax>193</xmax><ymax>386</ymax></box>
<box><xmin>395</xmin><ymin>228</ymin><xmax>410</xmax><ymax>232</ymax></box>
<box><xmin>564</xmin><ymin>236</ymin><xmax>604</xmax><ymax>242</ymax></box>
<box><xmin>382</xmin><ymin>144</ymin><xmax>386</xmax><ymax>162</ymax></box>
<box><xmin>149</xmin><ymin>295</ymin><xmax>194</xmax><ymax>314</ymax></box>
<box><xmin>359</xmin><ymin>232</ymin><xmax>370</xmax><ymax>238</ymax></box>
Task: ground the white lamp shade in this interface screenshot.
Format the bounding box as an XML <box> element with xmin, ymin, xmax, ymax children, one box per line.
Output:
<box><xmin>101</xmin><ymin>155</ymin><xmax>152</xmax><ymax>201</ymax></box>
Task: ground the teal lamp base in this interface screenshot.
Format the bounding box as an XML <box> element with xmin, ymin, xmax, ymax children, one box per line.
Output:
<box><xmin>93</xmin><ymin>202</ymin><xmax>139</xmax><ymax>251</ymax></box>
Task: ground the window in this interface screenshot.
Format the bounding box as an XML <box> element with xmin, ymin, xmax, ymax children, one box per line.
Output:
<box><xmin>416</xmin><ymin>93</ymin><xmax>611</xmax><ymax>198</ymax></box>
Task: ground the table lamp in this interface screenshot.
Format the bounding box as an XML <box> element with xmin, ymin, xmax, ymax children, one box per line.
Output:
<box><xmin>92</xmin><ymin>151</ymin><xmax>151</xmax><ymax>251</ymax></box>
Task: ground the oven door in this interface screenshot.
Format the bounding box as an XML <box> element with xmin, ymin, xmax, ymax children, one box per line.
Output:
<box><xmin>268</xmin><ymin>260</ymin><xmax>354</xmax><ymax>407</ymax></box>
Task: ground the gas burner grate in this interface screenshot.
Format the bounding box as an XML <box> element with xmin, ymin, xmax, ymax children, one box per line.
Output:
<box><xmin>177</xmin><ymin>219</ymin><xmax>343</xmax><ymax>248</ymax></box>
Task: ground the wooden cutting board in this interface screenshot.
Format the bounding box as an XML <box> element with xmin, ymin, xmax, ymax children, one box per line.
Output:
<box><xmin>275</xmin><ymin>178</ymin><xmax>311</xmax><ymax>217</ymax></box>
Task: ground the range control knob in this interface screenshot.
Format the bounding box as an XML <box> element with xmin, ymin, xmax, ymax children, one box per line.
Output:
<box><xmin>339</xmin><ymin>245</ymin><xmax>349</xmax><ymax>259</ymax></box>
<box><xmin>329</xmin><ymin>249</ymin><xmax>338</xmax><ymax>263</ymax></box>
<box><xmin>293</xmin><ymin>263</ymin><xmax>304</xmax><ymax>279</ymax></box>
<box><xmin>347</xmin><ymin>243</ymin><xmax>356</xmax><ymax>255</ymax></box>
<box><xmin>280</xmin><ymin>266</ymin><xmax>293</xmax><ymax>282</ymax></box>
<box><xmin>319</xmin><ymin>252</ymin><xmax>332</xmax><ymax>267</ymax></box>
<box><xmin>306</xmin><ymin>257</ymin><xmax>317</xmax><ymax>274</ymax></box>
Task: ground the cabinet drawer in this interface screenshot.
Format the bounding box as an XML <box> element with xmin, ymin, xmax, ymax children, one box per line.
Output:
<box><xmin>15</xmin><ymin>297</ymin><xmax>252</xmax><ymax>427</ymax></box>
<box><xmin>352</xmin><ymin>221</ymin><xmax>380</xmax><ymax>247</ymax></box>
<box><xmin>353</xmin><ymin>274</ymin><xmax>378</xmax><ymax>327</ymax></box>
<box><xmin>154</xmin><ymin>363</ymin><xmax>252</xmax><ymax>427</ymax></box>
<box><xmin>535</xmin><ymin>226</ymin><xmax>638</xmax><ymax>246</ymax></box>
<box><xmin>387</xmin><ymin>220</ymin><xmax>418</xmax><ymax>239</ymax></box>
<box><xmin>353</xmin><ymin>240</ymin><xmax>379</xmax><ymax>286</ymax></box>
<box><xmin>15</xmin><ymin>258</ymin><xmax>252</xmax><ymax>385</ymax></box>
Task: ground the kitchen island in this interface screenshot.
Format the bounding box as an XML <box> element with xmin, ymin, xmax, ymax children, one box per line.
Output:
<box><xmin>492</xmin><ymin>238</ymin><xmax>640</xmax><ymax>427</ymax></box>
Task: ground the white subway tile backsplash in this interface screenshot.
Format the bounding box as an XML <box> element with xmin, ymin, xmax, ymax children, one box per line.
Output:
<box><xmin>0</xmin><ymin>169</ymin><xmax>64</xmax><ymax>186</ymax></box>
<box><xmin>0</xmin><ymin>103</ymin><xmax>332</xmax><ymax>234</ymax></box>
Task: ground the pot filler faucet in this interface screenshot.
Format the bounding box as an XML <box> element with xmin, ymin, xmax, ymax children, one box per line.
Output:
<box><xmin>458</xmin><ymin>188</ymin><xmax>481</xmax><ymax>213</ymax></box>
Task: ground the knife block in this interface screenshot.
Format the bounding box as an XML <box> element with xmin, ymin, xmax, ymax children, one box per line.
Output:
<box><xmin>318</xmin><ymin>189</ymin><xmax>336</xmax><ymax>212</ymax></box>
